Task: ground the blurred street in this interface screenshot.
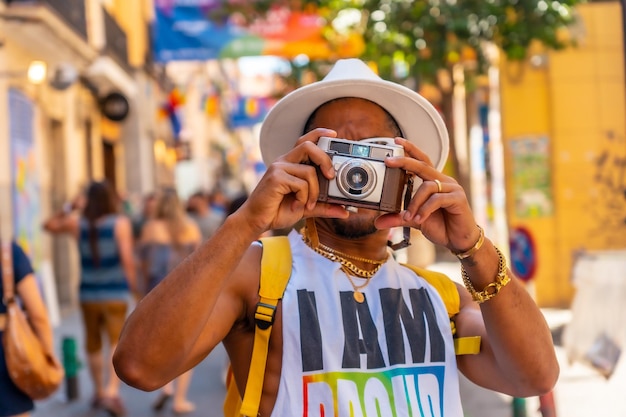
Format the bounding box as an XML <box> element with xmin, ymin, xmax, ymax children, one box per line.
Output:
<box><xmin>30</xmin><ymin>263</ymin><xmax>626</xmax><ymax>417</ymax></box>
<box><xmin>33</xmin><ymin>304</ymin><xmax>230</xmax><ymax>417</ymax></box>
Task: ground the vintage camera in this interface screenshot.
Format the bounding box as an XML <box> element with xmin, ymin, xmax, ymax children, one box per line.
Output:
<box><xmin>316</xmin><ymin>137</ymin><xmax>409</xmax><ymax>213</ymax></box>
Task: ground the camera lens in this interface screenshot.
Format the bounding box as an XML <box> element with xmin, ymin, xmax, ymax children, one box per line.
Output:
<box><xmin>346</xmin><ymin>166</ymin><xmax>368</xmax><ymax>190</ymax></box>
<box><xmin>337</xmin><ymin>159</ymin><xmax>376</xmax><ymax>199</ymax></box>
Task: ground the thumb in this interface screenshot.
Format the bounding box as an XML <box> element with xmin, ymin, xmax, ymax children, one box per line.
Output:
<box><xmin>306</xmin><ymin>203</ymin><xmax>350</xmax><ymax>220</ymax></box>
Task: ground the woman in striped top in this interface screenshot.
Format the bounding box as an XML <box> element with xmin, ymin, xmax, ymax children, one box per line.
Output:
<box><xmin>44</xmin><ymin>180</ymin><xmax>136</xmax><ymax>417</ymax></box>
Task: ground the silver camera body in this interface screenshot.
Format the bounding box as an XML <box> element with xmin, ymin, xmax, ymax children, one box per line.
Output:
<box><xmin>316</xmin><ymin>137</ymin><xmax>408</xmax><ymax>213</ymax></box>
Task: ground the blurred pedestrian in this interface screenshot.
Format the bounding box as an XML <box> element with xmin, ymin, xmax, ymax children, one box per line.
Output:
<box><xmin>0</xmin><ymin>241</ymin><xmax>58</xmax><ymax>417</ymax></box>
<box><xmin>130</xmin><ymin>192</ymin><xmax>159</xmax><ymax>295</ymax></box>
<box><xmin>131</xmin><ymin>192</ymin><xmax>158</xmax><ymax>240</ymax></box>
<box><xmin>226</xmin><ymin>193</ymin><xmax>248</xmax><ymax>217</ymax></box>
<box><xmin>186</xmin><ymin>191</ymin><xmax>223</xmax><ymax>241</ymax></box>
<box><xmin>43</xmin><ymin>180</ymin><xmax>136</xmax><ymax>417</ymax></box>
<box><xmin>208</xmin><ymin>188</ymin><xmax>228</xmax><ymax>221</ymax></box>
<box><xmin>138</xmin><ymin>188</ymin><xmax>201</xmax><ymax>414</ymax></box>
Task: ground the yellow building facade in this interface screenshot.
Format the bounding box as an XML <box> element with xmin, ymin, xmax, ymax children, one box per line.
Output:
<box><xmin>500</xmin><ymin>2</ymin><xmax>626</xmax><ymax>307</ymax></box>
<box><xmin>0</xmin><ymin>0</ymin><xmax>171</xmax><ymax>313</ymax></box>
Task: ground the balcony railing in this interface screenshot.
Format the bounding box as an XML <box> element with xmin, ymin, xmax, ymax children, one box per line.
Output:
<box><xmin>103</xmin><ymin>7</ymin><xmax>130</xmax><ymax>68</ymax></box>
<box><xmin>7</xmin><ymin>0</ymin><xmax>88</xmax><ymax>41</ymax></box>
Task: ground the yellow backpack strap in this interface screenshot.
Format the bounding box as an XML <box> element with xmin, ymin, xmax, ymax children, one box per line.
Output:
<box><xmin>402</xmin><ymin>264</ymin><xmax>481</xmax><ymax>355</ymax></box>
<box><xmin>239</xmin><ymin>236</ymin><xmax>292</xmax><ymax>417</ymax></box>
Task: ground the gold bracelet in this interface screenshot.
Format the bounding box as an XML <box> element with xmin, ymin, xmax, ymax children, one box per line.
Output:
<box><xmin>452</xmin><ymin>225</ymin><xmax>484</xmax><ymax>260</ymax></box>
<box><xmin>461</xmin><ymin>246</ymin><xmax>511</xmax><ymax>304</ymax></box>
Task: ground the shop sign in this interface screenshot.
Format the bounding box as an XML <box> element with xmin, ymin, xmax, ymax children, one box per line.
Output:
<box><xmin>100</xmin><ymin>92</ymin><xmax>130</xmax><ymax>122</ymax></box>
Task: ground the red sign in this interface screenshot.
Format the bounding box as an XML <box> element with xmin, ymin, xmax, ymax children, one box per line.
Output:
<box><xmin>509</xmin><ymin>227</ymin><xmax>537</xmax><ymax>282</ymax></box>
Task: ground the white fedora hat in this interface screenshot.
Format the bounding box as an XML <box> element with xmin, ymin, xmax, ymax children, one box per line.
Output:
<box><xmin>259</xmin><ymin>58</ymin><xmax>449</xmax><ymax>170</ymax></box>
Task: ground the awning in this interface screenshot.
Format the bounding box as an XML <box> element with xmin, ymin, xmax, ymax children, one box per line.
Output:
<box><xmin>84</xmin><ymin>55</ymin><xmax>137</xmax><ymax>99</ymax></box>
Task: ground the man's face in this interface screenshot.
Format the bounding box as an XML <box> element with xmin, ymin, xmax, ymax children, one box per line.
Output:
<box><xmin>310</xmin><ymin>97</ymin><xmax>399</xmax><ymax>239</ymax></box>
<box><xmin>187</xmin><ymin>196</ymin><xmax>203</xmax><ymax>212</ymax></box>
<box><xmin>144</xmin><ymin>197</ymin><xmax>158</xmax><ymax>218</ymax></box>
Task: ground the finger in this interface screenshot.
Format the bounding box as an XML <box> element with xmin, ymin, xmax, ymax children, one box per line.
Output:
<box><xmin>411</xmin><ymin>193</ymin><xmax>454</xmax><ymax>223</ymax></box>
<box><xmin>263</xmin><ymin>165</ymin><xmax>347</xmax><ymax>219</ymax></box>
<box><xmin>275</xmin><ymin>162</ymin><xmax>321</xmax><ymax>210</ymax></box>
<box><xmin>406</xmin><ymin>180</ymin><xmax>468</xmax><ymax>224</ymax></box>
<box><xmin>270</xmin><ymin>161</ymin><xmax>349</xmax><ymax>217</ymax></box>
<box><xmin>271</xmin><ymin>173</ymin><xmax>310</xmax><ymax>216</ymax></box>
<box><xmin>387</xmin><ymin>138</ymin><xmax>450</xmax><ymax>183</ymax></box>
<box><xmin>305</xmin><ymin>202</ymin><xmax>350</xmax><ymax>220</ymax></box>
<box><xmin>278</xmin><ymin>141</ymin><xmax>335</xmax><ymax>180</ymax></box>
<box><xmin>385</xmin><ymin>155</ymin><xmax>439</xmax><ymax>183</ymax></box>
<box><xmin>403</xmin><ymin>180</ymin><xmax>450</xmax><ymax>221</ymax></box>
<box><xmin>394</xmin><ymin>137</ymin><xmax>433</xmax><ymax>166</ymax></box>
<box><xmin>373</xmin><ymin>212</ymin><xmax>407</xmax><ymax>230</ymax></box>
<box><xmin>433</xmin><ymin>179</ymin><xmax>443</xmax><ymax>194</ymax></box>
<box><xmin>294</xmin><ymin>127</ymin><xmax>337</xmax><ymax>147</ymax></box>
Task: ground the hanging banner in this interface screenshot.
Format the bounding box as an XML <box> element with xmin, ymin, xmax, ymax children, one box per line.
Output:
<box><xmin>227</xmin><ymin>96</ymin><xmax>277</xmax><ymax>128</ymax></box>
<box><xmin>153</xmin><ymin>1</ymin><xmax>236</xmax><ymax>62</ymax></box>
<box><xmin>152</xmin><ymin>1</ymin><xmax>364</xmax><ymax>62</ymax></box>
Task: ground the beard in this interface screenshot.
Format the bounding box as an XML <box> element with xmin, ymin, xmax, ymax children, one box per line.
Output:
<box><xmin>329</xmin><ymin>215</ymin><xmax>379</xmax><ymax>239</ymax></box>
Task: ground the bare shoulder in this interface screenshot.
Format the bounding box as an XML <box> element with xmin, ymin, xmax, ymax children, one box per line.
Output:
<box><xmin>137</xmin><ymin>219</ymin><xmax>154</xmax><ymax>241</ymax></box>
<box><xmin>214</xmin><ymin>241</ymin><xmax>264</xmax><ymax>341</ymax></box>
<box><xmin>184</xmin><ymin>217</ymin><xmax>202</xmax><ymax>242</ymax></box>
<box><xmin>144</xmin><ymin>219</ymin><xmax>172</xmax><ymax>242</ymax></box>
<box><xmin>114</xmin><ymin>215</ymin><xmax>136</xmax><ymax>241</ymax></box>
<box><xmin>455</xmin><ymin>281</ymin><xmax>473</xmax><ymax>309</ymax></box>
<box><xmin>452</xmin><ymin>281</ymin><xmax>484</xmax><ymax>337</ymax></box>
<box><xmin>114</xmin><ymin>214</ymin><xmax>132</xmax><ymax>230</ymax></box>
<box><xmin>219</xmin><ymin>240</ymin><xmax>266</xmax><ymax>393</ymax></box>
<box><xmin>225</xmin><ymin>241</ymin><xmax>264</xmax><ymax>328</ymax></box>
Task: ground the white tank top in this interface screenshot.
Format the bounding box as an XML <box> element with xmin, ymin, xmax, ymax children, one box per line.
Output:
<box><xmin>270</xmin><ymin>230</ymin><xmax>464</xmax><ymax>417</ymax></box>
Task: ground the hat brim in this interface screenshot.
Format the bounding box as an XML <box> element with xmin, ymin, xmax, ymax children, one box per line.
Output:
<box><xmin>259</xmin><ymin>78</ymin><xmax>449</xmax><ymax>171</ymax></box>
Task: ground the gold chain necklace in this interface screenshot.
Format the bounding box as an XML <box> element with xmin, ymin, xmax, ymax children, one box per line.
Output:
<box><xmin>316</xmin><ymin>241</ymin><xmax>386</xmax><ymax>265</ymax></box>
<box><xmin>300</xmin><ymin>227</ymin><xmax>388</xmax><ymax>303</ymax></box>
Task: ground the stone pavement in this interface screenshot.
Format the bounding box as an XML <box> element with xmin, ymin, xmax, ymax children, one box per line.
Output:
<box><xmin>31</xmin><ymin>265</ymin><xmax>626</xmax><ymax>417</ymax></box>
<box><xmin>32</xmin><ymin>307</ymin><xmax>229</xmax><ymax>417</ymax></box>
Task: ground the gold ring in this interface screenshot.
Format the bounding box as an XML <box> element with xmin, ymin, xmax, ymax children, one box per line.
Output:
<box><xmin>434</xmin><ymin>179</ymin><xmax>443</xmax><ymax>193</ymax></box>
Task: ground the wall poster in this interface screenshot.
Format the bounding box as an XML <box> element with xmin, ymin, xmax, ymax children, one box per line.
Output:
<box><xmin>509</xmin><ymin>135</ymin><xmax>554</xmax><ymax>218</ymax></box>
<box><xmin>9</xmin><ymin>88</ymin><xmax>42</xmax><ymax>268</ymax></box>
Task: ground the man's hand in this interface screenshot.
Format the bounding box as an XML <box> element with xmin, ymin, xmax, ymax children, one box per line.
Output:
<box><xmin>375</xmin><ymin>137</ymin><xmax>480</xmax><ymax>252</ymax></box>
<box><xmin>238</xmin><ymin>128</ymin><xmax>350</xmax><ymax>236</ymax></box>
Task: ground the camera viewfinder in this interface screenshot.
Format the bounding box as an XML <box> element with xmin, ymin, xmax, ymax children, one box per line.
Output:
<box><xmin>351</xmin><ymin>144</ymin><xmax>370</xmax><ymax>158</ymax></box>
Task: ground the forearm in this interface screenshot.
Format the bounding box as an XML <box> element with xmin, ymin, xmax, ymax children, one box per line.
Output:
<box><xmin>29</xmin><ymin>314</ymin><xmax>55</xmax><ymax>356</ymax></box>
<box><xmin>43</xmin><ymin>211</ymin><xmax>78</xmax><ymax>236</ymax></box>
<box><xmin>462</xmin><ymin>239</ymin><xmax>559</xmax><ymax>395</ymax></box>
<box><xmin>18</xmin><ymin>277</ymin><xmax>56</xmax><ymax>357</ymax></box>
<box><xmin>113</xmin><ymin>212</ymin><xmax>260</xmax><ymax>389</ymax></box>
<box><xmin>42</xmin><ymin>211</ymin><xmax>66</xmax><ymax>232</ymax></box>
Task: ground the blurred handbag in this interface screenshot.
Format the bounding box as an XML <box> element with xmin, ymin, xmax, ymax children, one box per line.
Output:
<box><xmin>1</xmin><ymin>241</ymin><xmax>64</xmax><ymax>400</ymax></box>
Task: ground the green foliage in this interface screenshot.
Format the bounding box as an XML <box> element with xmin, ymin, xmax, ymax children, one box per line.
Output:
<box><xmin>222</xmin><ymin>0</ymin><xmax>586</xmax><ymax>83</ymax></box>
<box><xmin>322</xmin><ymin>0</ymin><xmax>584</xmax><ymax>82</ymax></box>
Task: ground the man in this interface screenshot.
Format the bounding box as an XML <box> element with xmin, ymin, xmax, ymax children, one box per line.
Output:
<box><xmin>186</xmin><ymin>191</ymin><xmax>224</xmax><ymax>240</ymax></box>
<box><xmin>114</xmin><ymin>59</ymin><xmax>558</xmax><ymax>416</ymax></box>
